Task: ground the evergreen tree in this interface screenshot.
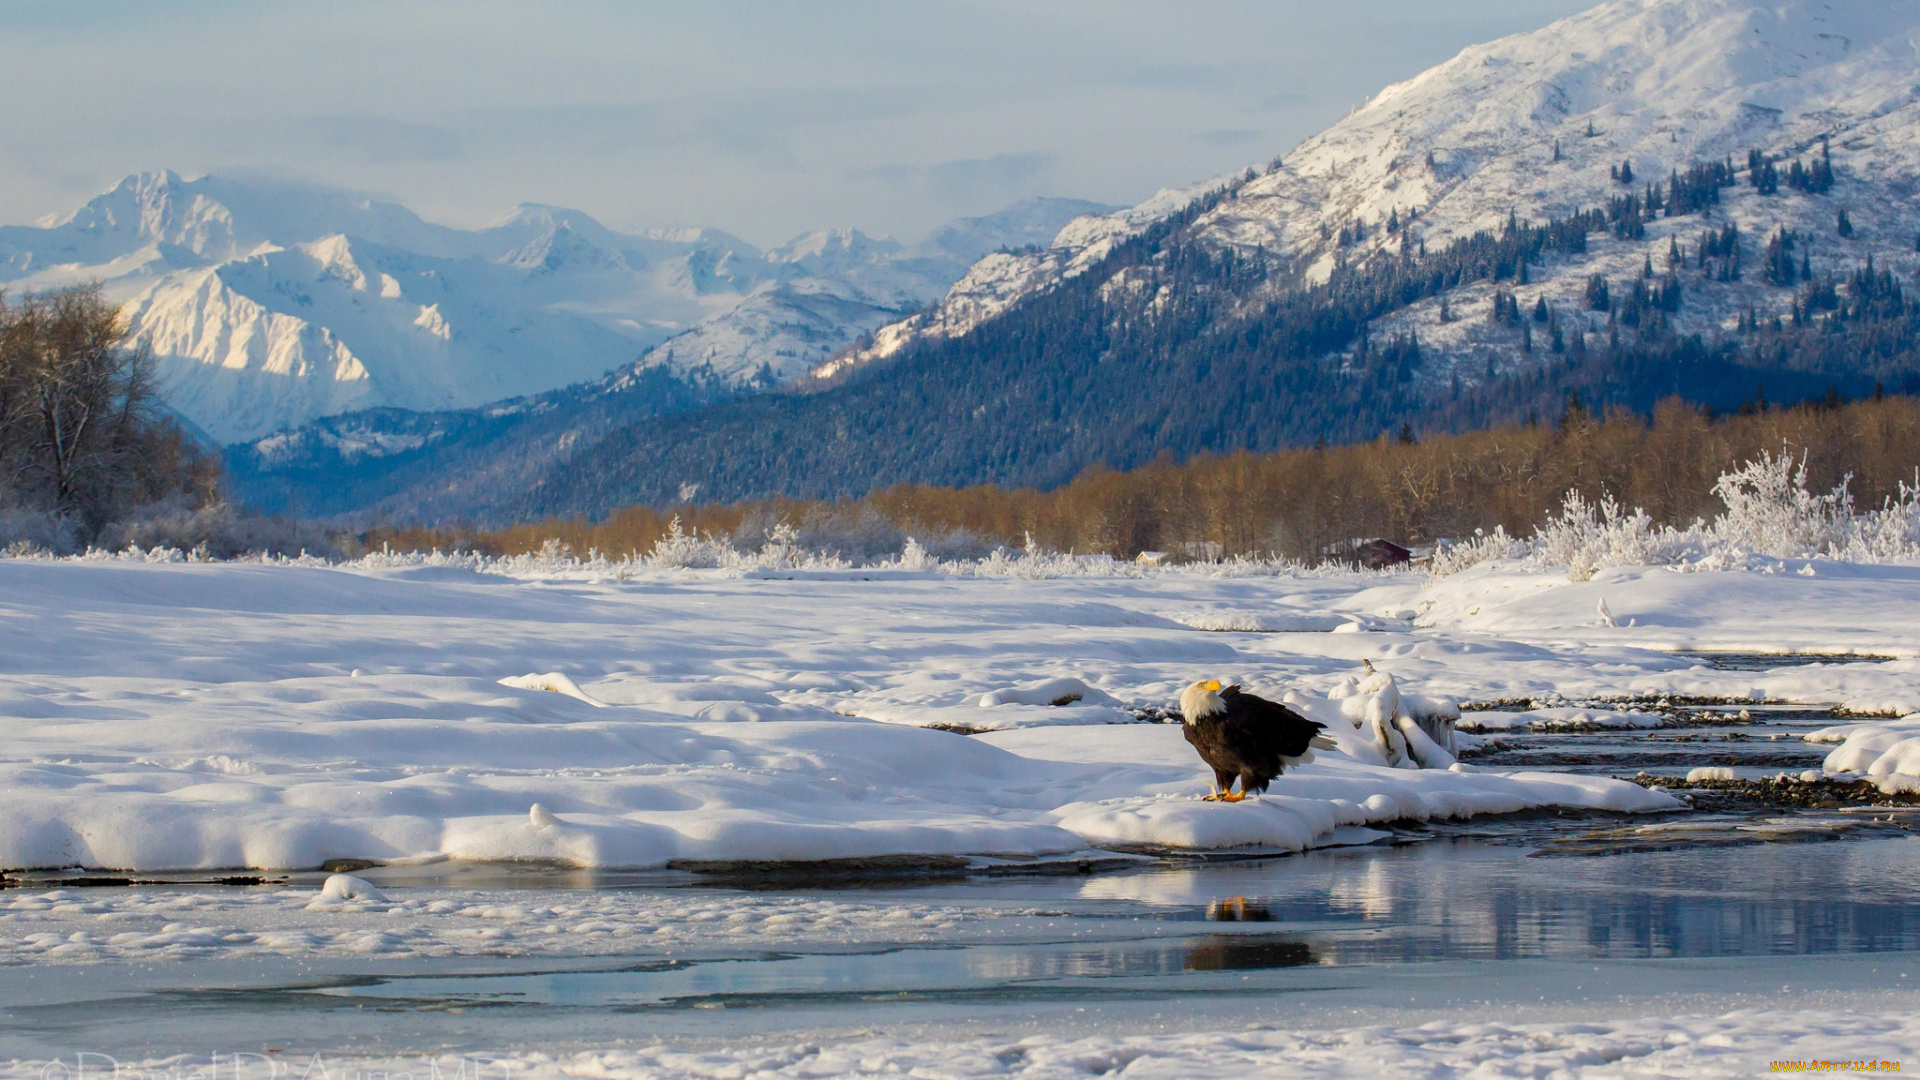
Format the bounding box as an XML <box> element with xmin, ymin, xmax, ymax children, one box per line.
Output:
<box><xmin>1585</xmin><ymin>275</ymin><xmax>1611</xmax><ymax>311</ymax></box>
<box><xmin>1763</xmin><ymin>228</ymin><xmax>1798</xmax><ymax>287</ymax></box>
<box><xmin>1559</xmin><ymin>389</ymin><xmax>1589</xmax><ymax>428</ymax></box>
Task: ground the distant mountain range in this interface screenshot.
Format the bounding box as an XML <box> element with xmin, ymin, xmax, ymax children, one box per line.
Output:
<box><xmin>0</xmin><ymin>173</ymin><xmax>1112</xmax><ymax>447</ymax></box>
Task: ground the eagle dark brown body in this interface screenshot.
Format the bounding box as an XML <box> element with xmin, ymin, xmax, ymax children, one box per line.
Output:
<box><xmin>1179</xmin><ymin>680</ymin><xmax>1334</xmax><ymax>802</ymax></box>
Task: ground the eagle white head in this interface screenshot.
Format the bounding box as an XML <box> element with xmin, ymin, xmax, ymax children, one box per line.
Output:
<box><xmin>1180</xmin><ymin>679</ymin><xmax>1226</xmax><ymax>724</ymax></box>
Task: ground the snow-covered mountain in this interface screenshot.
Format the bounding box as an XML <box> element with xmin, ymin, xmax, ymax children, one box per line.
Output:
<box><xmin>829</xmin><ymin>0</ymin><xmax>1920</xmax><ymax>389</ymax></box>
<box><xmin>491</xmin><ymin>0</ymin><xmax>1920</xmax><ymax>518</ymax></box>
<box><xmin>0</xmin><ymin>172</ymin><xmax>1113</xmax><ymax>443</ymax></box>
<box><xmin>590</xmin><ymin>199</ymin><xmax>1117</xmax><ymax>396</ymax></box>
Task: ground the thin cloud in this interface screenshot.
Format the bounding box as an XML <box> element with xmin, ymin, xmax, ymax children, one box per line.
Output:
<box><xmin>1193</xmin><ymin>129</ymin><xmax>1262</xmax><ymax>148</ymax></box>
<box><xmin>290</xmin><ymin>116</ymin><xmax>464</xmax><ymax>165</ymax></box>
<box><xmin>860</xmin><ymin>152</ymin><xmax>1057</xmax><ymax>206</ymax></box>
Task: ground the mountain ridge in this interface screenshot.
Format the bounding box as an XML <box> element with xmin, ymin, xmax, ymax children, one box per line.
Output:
<box><xmin>515</xmin><ymin>0</ymin><xmax>1920</xmax><ymax>518</ymax></box>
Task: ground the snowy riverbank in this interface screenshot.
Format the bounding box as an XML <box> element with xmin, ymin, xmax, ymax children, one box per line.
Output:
<box><xmin>9</xmin><ymin>553</ymin><xmax>1920</xmax><ymax>871</ymax></box>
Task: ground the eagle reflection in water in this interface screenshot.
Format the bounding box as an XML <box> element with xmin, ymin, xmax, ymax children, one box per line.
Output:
<box><xmin>1185</xmin><ymin>895</ymin><xmax>1319</xmax><ymax>970</ymax></box>
<box><xmin>1183</xmin><ymin>936</ymin><xmax>1318</xmax><ymax>972</ymax></box>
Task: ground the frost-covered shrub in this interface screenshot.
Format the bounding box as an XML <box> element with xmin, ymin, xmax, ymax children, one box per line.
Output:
<box><xmin>1841</xmin><ymin>474</ymin><xmax>1920</xmax><ymax>561</ymax></box>
<box><xmin>640</xmin><ymin>516</ymin><xmax>853</xmax><ymax>572</ymax></box>
<box><xmin>97</xmin><ymin>500</ymin><xmax>344</xmax><ymax>559</ymax></box>
<box><xmin>645</xmin><ymin>516</ymin><xmax>737</xmax><ymax>569</ymax></box>
<box><xmin>1204</xmin><ymin>552</ymin><xmax>1318</xmax><ymax>577</ymax></box>
<box><xmin>1532</xmin><ymin>490</ymin><xmax>1703</xmax><ymax>580</ymax></box>
<box><xmin>0</xmin><ymin>510</ymin><xmax>84</xmax><ymax>556</ymax></box>
<box><xmin>1430</xmin><ymin>526</ymin><xmax>1527</xmax><ymax>576</ymax></box>
<box><xmin>751</xmin><ymin>521</ymin><xmax>847</xmax><ymax>571</ymax></box>
<box><xmin>1707</xmin><ymin>450</ymin><xmax>1851</xmax><ymax>558</ymax></box>
<box><xmin>894</xmin><ymin>537</ymin><xmax>939</xmax><ymax>571</ymax></box>
<box><xmin>1432</xmin><ymin>449</ymin><xmax>1920</xmax><ymax>577</ymax></box>
<box><xmin>791</xmin><ymin>505</ymin><xmax>906</xmax><ymax>564</ymax></box>
<box><xmin>912</xmin><ymin>527</ymin><xmax>999</xmax><ymax>563</ymax></box>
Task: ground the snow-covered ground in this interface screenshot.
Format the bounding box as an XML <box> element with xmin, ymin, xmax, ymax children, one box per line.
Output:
<box><xmin>5</xmin><ymin>1007</ymin><xmax>1915</xmax><ymax>1079</ymax></box>
<box><xmin>8</xmin><ymin>549</ymin><xmax>1920</xmax><ymax>875</ymax></box>
<box><xmin>0</xmin><ymin>883</ymin><xmax>1056</xmax><ymax>966</ymax></box>
<box><xmin>249</xmin><ymin>1009</ymin><xmax>1894</xmax><ymax>1080</ymax></box>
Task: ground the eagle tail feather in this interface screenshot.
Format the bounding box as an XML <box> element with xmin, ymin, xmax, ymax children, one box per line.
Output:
<box><xmin>1309</xmin><ymin>734</ymin><xmax>1338</xmax><ymax>751</ymax></box>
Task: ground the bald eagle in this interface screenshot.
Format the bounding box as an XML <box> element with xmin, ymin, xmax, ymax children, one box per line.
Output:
<box><xmin>1179</xmin><ymin>679</ymin><xmax>1336</xmax><ymax>802</ymax></box>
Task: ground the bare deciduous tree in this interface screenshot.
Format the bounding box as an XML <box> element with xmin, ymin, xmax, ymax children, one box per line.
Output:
<box><xmin>0</xmin><ymin>284</ymin><xmax>211</xmax><ymax>534</ymax></box>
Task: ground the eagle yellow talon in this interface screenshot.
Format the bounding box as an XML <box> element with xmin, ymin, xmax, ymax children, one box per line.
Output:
<box><xmin>1202</xmin><ymin>791</ymin><xmax>1222</xmax><ymax>802</ymax></box>
<box><xmin>1218</xmin><ymin>790</ymin><xmax>1246</xmax><ymax>803</ymax></box>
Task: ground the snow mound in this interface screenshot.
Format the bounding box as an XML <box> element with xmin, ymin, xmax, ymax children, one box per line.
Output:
<box><xmin>1053</xmin><ymin>792</ymin><xmax>1352</xmax><ymax>853</ymax></box>
<box><xmin>1686</xmin><ymin>766</ymin><xmax>1738</xmax><ymax>782</ymax></box>
<box><xmin>978</xmin><ymin>677</ymin><xmax>1122</xmax><ymax>708</ymax></box>
<box><xmin>1808</xmin><ymin>714</ymin><xmax>1920</xmax><ymax>792</ymax></box>
<box><xmin>499</xmin><ymin>672</ymin><xmax>607</xmax><ymax>707</ymax></box>
<box><xmin>305</xmin><ymin>873</ymin><xmax>387</xmax><ymax>910</ymax></box>
<box><xmin>952</xmin><ymin>677</ymin><xmax>1137</xmax><ymax>729</ymax></box>
<box><xmin>1282</xmin><ymin>668</ymin><xmax>1461</xmax><ymax>769</ymax></box>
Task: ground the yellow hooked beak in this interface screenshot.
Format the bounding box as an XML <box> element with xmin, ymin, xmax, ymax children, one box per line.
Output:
<box><xmin>1201</xmin><ymin>679</ymin><xmax>1222</xmax><ymax>692</ymax></box>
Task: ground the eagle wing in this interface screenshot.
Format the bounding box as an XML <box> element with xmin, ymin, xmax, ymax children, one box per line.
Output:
<box><xmin>1219</xmin><ymin>686</ymin><xmax>1330</xmax><ymax>759</ymax></box>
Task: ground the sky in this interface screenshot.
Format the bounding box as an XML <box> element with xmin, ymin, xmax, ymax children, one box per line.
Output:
<box><xmin>0</xmin><ymin>1</ymin><xmax>1596</xmax><ymax>248</ymax></box>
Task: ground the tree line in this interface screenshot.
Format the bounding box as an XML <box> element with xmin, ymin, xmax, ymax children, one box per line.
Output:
<box><xmin>379</xmin><ymin>392</ymin><xmax>1920</xmax><ymax>564</ymax></box>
